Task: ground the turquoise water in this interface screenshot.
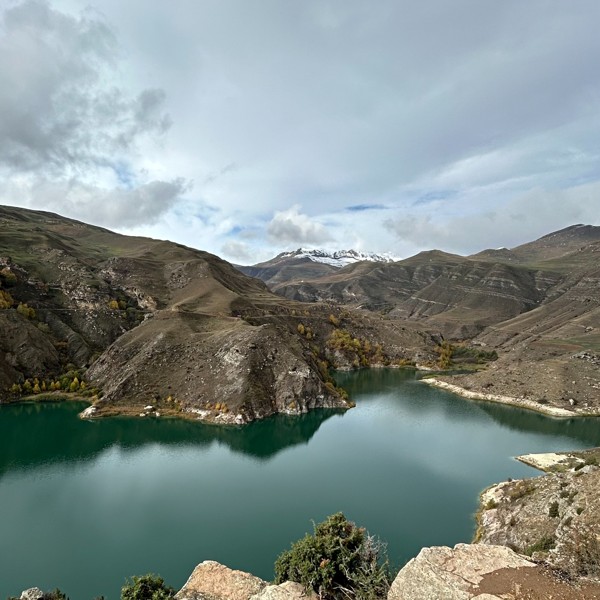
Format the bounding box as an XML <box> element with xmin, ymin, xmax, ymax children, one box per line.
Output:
<box><xmin>1</xmin><ymin>369</ymin><xmax>599</xmax><ymax>598</ymax></box>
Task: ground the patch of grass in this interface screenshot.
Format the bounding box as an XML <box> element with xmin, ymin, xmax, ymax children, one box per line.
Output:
<box><xmin>524</xmin><ymin>535</ymin><xmax>556</xmax><ymax>557</ymax></box>
<box><xmin>508</xmin><ymin>481</ymin><xmax>536</xmax><ymax>502</ymax></box>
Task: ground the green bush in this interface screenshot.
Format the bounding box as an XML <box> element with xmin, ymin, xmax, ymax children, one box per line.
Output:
<box><xmin>274</xmin><ymin>512</ymin><xmax>392</xmax><ymax>600</ymax></box>
<box><xmin>121</xmin><ymin>574</ymin><xmax>175</xmax><ymax>600</ymax></box>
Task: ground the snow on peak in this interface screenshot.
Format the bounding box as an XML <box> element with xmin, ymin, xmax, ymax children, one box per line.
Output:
<box><xmin>277</xmin><ymin>248</ymin><xmax>397</xmax><ymax>268</ymax></box>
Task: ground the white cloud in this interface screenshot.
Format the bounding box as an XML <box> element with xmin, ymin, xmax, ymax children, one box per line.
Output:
<box><xmin>384</xmin><ymin>181</ymin><xmax>600</xmax><ymax>255</ymax></box>
<box><xmin>267</xmin><ymin>205</ymin><xmax>333</xmax><ymax>246</ymax></box>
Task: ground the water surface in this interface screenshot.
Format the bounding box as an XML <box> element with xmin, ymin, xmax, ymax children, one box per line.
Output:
<box><xmin>1</xmin><ymin>369</ymin><xmax>599</xmax><ymax>598</ymax></box>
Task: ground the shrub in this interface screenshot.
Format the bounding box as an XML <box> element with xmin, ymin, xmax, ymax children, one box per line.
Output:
<box><xmin>121</xmin><ymin>574</ymin><xmax>175</xmax><ymax>600</ymax></box>
<box><xmin>0</xmin><ymin>289</ymin><xmax>14</xmax><ymax>309</ymax></box>
<box><xmin>16</xmin><ymin>302</ymin><xmax>36</xmax><ymax>319</ymax></box>
<box><xmin>44</xmin><ymin>591</ymin><xmax>68</xmax><ymax>600</ymax></box>
<box><xmin>274</xmin><ymin>512</ymin><xmax>392</xmax><ymax>600</ymax></box>
<box><xmin>0</xmin><ymin>267</ymin><xmax>17</xmax><ymax>285</ymax></box>
<box><xmin>548</xmin><ymin>501</ymin><xmax>559</xmax><ymax>518</ymax></box>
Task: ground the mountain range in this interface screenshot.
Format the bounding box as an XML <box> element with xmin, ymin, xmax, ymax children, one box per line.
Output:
<box><xmin>240</xmin><ymin>224</ymin><xmax>600</xmax><ymax>338</ymax></box>
<box><xmin>1</xmin><ymin>207</ymin><xmax>599</xmax><ymax>421</ymax></box>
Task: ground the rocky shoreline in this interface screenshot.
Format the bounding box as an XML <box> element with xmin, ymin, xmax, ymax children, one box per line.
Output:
<box><xmin>421</xmin><ymin>377</ymin><xmax>591</xmax><ymax>417</ymax></box>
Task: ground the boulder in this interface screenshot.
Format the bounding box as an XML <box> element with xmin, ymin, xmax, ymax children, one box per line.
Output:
<box><xmin>175</xmin><ymin>560</ymin><xmax>266</xmax><ymax>600</ymax></box>
<box><xmin>388</xmin><ymin>543</ymin><xmax>535</xmax><ymax>600</ymax></box>
<box><xmin>250</xmin><ymin>581</ymin><xmax>316</xmax><ymax>600</ymax></box>
<box><xmin>19</xmin><ymin>589</ymin><xmax>44</xmax><ymax>600</ymax></box>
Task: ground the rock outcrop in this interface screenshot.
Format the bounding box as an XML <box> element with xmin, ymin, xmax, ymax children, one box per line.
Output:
<box><xmin>388</xmin><ymin>543</ymin><xmax>536</xmax><ymax>600</ymax></box>
<box><xmin>18</xmin><ymin>589</ymin><xmax>44</xmax><ymax>600</ymax></box>
<box><xmin>477</xmin><ymin>466</ymin><xmax>600</xmax><ymax>578</ymax></box>
<box><xmin>175</xmin><ymin>561</ymin><xmax>267</xmax><ymax>600</ymax></box>
<box><xmin>175</xmin><ymin>546</ymin><xmax>600</xmax><ymax>600</ymax></box>
<box><xmin>175</xmin><ymin>561</ymin><xmax>316</xmax><ymax>600</ymax></box>
<box><xmin>251</xmin><ymin>581</ymin><xmax>315</xmax><ymax>600</ymax></box>
<box><xmin>388</xmin><ymin>543</ymin><xmax>600</xmax><ymax>600</ymax></box>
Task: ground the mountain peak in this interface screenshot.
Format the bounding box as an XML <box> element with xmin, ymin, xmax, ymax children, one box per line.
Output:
<box><xmin>276</xmin><ymin>248</ymin><xmax>397</xmax><ymax>268</ymax></box>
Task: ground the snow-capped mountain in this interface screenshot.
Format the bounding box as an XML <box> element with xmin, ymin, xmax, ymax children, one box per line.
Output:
<box><xmin>276</xmin><ymin>248</ymin><xmax>397</xmax><ymax>268</ymax></box>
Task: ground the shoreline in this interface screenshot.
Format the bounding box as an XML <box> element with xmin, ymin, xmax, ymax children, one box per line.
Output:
<box><xmin>421</xmin><ymin>377</ymin><xmax>589</xmax><ymax>418</ymax></box>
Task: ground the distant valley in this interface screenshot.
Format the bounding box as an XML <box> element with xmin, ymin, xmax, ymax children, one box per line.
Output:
<box><xmin>237</xmin><ymin>224</ymin><xmax>600</xmax><ymax>415</ymax></box>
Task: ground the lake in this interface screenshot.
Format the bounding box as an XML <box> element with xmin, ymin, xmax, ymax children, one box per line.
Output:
<box><xmin>1</xmin><ymin>369</ymin><xmax>599</xmax><ymax>599</ymax></box>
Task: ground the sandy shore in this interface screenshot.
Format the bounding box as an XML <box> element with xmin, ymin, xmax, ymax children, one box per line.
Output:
<box><xmin>421</xmin><ymin>378</ymin><xmax>577</xmax><ymax>418</ymax></box>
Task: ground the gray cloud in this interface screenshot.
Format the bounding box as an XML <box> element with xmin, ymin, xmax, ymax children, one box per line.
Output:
<box><xmin>0</xmin><ymin>1</ymin><xmax>171</xmax><ymax>174</ymax></box>
<box><xmin>2</xmin><ymin>0</ymin><xmax>599</xmax><ymax>257</ymax></box>
<box><xmin>0</xmin><ymin>0</ymin><xmax>184</xmax><ymax>227</ymax></box>
<box><xmin>220</xmin><ymin>241</ymin><xmax>254</xmax><ymax>263</ymax></box>
<box><xmin>267</xmin><ymin>205</ymin><xmax>333</xmax><ymax>246</ymax></box>
<box><xmin>3</xmin><ymin>177</ymin><xmax>186</xmax><ymax>228</ymax></box>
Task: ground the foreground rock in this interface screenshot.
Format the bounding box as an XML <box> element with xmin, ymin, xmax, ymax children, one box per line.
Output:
<box><xmin>175</xmin><ymin>561</ymin><xmax>315</xmax><ymax>600</ymax></box>
<box><xmin>251</xmin><ymin>581</ymin><xmax>316</xmax><ymax>600</ymax></box>
<box><xmin>18</xmin><ymin>589</ymin><xmax>44</xmax><ymax>600</ymax></box>
<box><xmin>388</xmin><ymin>543</ymin><xmax>600</xmax><ymax>600</ymax></box>
<box><xmin>175</xmin><ymin>547</ymin><xmax>600</xmax><ymax>600</ymax></box>
<box><xmin>175</xmin><ymin>561</ymin><xmax>267</xmax><ymax>600</ymax></box>
<box><xmin>388</xmin><ymin>543</ymin><xmax>535</xmax><ymax>599</ymax></box>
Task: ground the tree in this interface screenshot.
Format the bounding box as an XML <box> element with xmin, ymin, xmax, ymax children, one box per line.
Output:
<box><xmin>0</xmin><ymin>289</ymin><xmax>14</xmax><ymax>309</ymax></box>
<box><xmin>121</xmin><ymin>574</ymin><xmax>175</xmax><ymax>600</ymax></box>
<box><xmin>17</xmin><ymin>302</ymin><xmax>36</xmax><ymax>319</ymax></box>
<box><xmin>274</xmin><ymin>513</ymin><xmax>392</xmax><ymax>600</ymax></box>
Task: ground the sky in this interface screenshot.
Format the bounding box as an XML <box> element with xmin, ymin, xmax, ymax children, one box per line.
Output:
<box><xmin>1</xmin><ymin>0</ymin><xmax>599</xmax><ymax>264</ymax></box>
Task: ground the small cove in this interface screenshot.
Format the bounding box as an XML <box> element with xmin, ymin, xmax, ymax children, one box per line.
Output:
<box><xmin>1</xmin><ymin>368</ymin><xmax>599</xmax><ymax>599</ymax></box>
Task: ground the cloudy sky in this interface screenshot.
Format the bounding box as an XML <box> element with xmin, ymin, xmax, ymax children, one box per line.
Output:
<box><xmin>1</xmin><ymin>0</ymin><xmax>599</xmax><ymax>263</ymax></box>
